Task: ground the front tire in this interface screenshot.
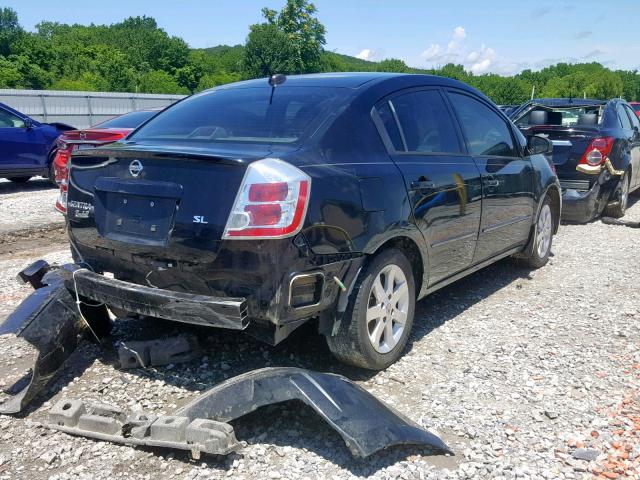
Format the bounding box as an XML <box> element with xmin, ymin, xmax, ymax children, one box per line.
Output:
<box><xmin>326</xmin><ymin>248</ymin><xmax>415</xmax><ymax>370</ymax></box>
<box><xmin>519</xmin><ymin>197</ymin><xmax>554</xmax><ymax>269</ymax></box>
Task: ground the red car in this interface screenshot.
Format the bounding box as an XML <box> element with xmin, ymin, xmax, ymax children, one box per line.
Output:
<box><xmin>54</xmin><ymin>109</ymin><xmax>162</xmax><ymax>213</ymax></box>
<box><xmin>629</xmin><ymin>102</ymin><xmax>640</xmax><ymax>118</ymax></box>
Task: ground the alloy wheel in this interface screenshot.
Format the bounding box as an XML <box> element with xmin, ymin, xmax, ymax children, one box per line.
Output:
<box><xmin>536</xmin><ymin>204</ymin><xmax>553</xmax><ymax>258</ymax></box>
<box><xmin>366</xmin><ymin>264</ymin><xmax>409</xmax><ymax>354</ymax></box>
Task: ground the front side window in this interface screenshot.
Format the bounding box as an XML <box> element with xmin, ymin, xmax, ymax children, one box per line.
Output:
<box><xmin>130</xmin><ymin>86</ymin><xmax>350</xmax><ymax>145</ymax></box>
<box><xmin>448</xmin><ymin>92</ymin><xmax>518</xmax><ymax>157</ymax></box>
<box><xmin>389</xmin><ymin>90</ymin><xmax>461</xmax><ymax>154</ymax></box>
<box><xmin>0</xmin><ymin>108</ymin><xmax>25</xmax><ymax>128</ymax></box>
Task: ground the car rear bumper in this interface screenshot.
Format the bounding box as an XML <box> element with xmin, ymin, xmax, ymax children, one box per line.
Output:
<box><xmin>64</xmin><ymin>269</ymin><xmax>249</xmax><ymax>330</ymax></box>
<box><xmin>561</xmin><ymin>180</ymin><xmax>601</xmax><ymax>223</ymax></box>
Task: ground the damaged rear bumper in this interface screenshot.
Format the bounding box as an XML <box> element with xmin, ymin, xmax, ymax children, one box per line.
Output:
<box><xmin>64</xmin><ymin>269</ymin><xmax>249</xmax><ymax>330</ymax></box>
<box><xmin>48</xmin><ymin>367</ymin><xmax>452</xmax><ymax>459</ymax></box>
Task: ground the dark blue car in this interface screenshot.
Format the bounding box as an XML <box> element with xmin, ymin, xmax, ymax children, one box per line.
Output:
<box><xmin>0</xmin><ymin>102</ymin><xmax>73</xmax><ymax>183</ymax></box>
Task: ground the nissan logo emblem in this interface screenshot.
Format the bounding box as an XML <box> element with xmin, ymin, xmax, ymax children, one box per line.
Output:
<box><xmin>129</xmin><ymin>159</ymin><xmax>143</xmax><ymax>177</ymax></box>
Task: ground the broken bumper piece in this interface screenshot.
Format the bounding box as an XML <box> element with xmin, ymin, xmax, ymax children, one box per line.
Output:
<box><xmin>48</xmin><ymin>399</ymin><xmax>242</xmax><ymax>459</ymax></box>
<box><xmin>65</xmin><ymin>269</ymin><xmax>249</xmax><ymax>330</ymax></box>
<box><xmin>48</xmin><ymin>367</ymin><xmax>452</xmax><ymax>459</ymax></box>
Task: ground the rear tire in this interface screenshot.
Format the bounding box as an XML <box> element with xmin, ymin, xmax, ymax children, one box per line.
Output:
<box><xmin>48</xmin><ymin>157</ymin><xmax>58</xmax><ymax>186</ymax></box>
<box><xmin>8</xmin><ymin>176</ymin><xmax>30</xmax><ymax>183</ymax></box>
<box><xmin>604</xmin><ymin>171</ymin><xmax>630</xmax><ymax>219</ymax></box>
<box><xmin>519</xmin><ymin>196</ymin><xmax>554</xmax><ymax>269</ymax></box>
<box><xmin>326</xmin><ymin>248</ymin><xmax>415</xmax><ymax>370</ymax></box>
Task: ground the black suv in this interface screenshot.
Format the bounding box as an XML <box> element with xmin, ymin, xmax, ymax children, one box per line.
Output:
<box><xmin>64</xmin><ymin>73</ymin><xmax>561</xmax><ymax>370</ymax></box>
<box><xmin>511</xmin><ymin>98</ymin><xmax>640</xmax><ymax>222</ymax></box>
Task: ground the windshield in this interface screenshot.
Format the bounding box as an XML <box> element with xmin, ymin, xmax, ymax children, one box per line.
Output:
<box><xmin>516</xmin><ymin>105</ymin><xmax>602</xmax><ymax>127</ymax></box>
<box><xmin>94</xmin><ymin>110</ymin><xmax>158</xmax><ymax>129</ymax></box>
<box><xmin>130</xmin><ymin>86</ymin><xmax>350</xmax><ymax>144</ymax></box>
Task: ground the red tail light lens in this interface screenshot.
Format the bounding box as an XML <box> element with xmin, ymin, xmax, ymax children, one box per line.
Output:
<box><xmin>53</xmin><ymin>146</ymin><xmax>75</xmax><ymax>215</ymax></box>
<box><xmin>248</xmin><ymin>182</ymin><xmax>288</xmax><ymax>202</ymax></box>
<box><xmin>579</xmin><ymin>137</ymin><xmax>614</xmax><ymax>166</ymax></box>
<box><xmin>223</xmin><ymin>159</ymin><xmax>311</xmax><ymax>239</ymax></box>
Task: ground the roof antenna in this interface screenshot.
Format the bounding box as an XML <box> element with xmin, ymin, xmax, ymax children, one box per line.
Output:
<box><xmin>268</xmin><ymin>74</ymin><xmax>287</xmax><ymax>105</ymax></box>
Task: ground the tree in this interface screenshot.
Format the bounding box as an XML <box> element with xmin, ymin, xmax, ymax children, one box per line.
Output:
<box><xmin>244</xmin><ymin>0</ymin><xmax>326</xmax><ymax>77</ymax></box>
<box><xmin>0</xmin><ymin>7</ymin><xmax>23</xmax><ymax>56</ymax></box>
<box><xmin>376</xmin><ymin>58</ymin><xmax>410</xmax><ymax>73</ymax></box>
<box><xmin>243</xmin><ymin>23</ymin><xmax>299</xmax><ymax>77</ymax></box>
<box><xmin>175</xmin><ymin>62</ymin><xmax>204</xmax><ymax>93</ymax></box>
<box><xmin>137</xmin><ymin>70</ymin><xmax>186</xmax><ymax>94</ymax></box>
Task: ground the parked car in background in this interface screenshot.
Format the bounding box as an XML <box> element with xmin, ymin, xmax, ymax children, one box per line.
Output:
<box><xmin>54</xmin><ymin>108</ymin><xmax>162</xmax><ymax>213</ymax></box>
<box><xmin>65</xmin><ymin>73</ymin><xmax>560</xmax><ymax>370</ymax></box>
<box><xmin>629</xmin><ymin>101</ymin><xmax>640</xmax><ymax>117</ymax></box>
<box><xmin>510</xmin><ymin>98</ymin><xmax>640</xmax><ymax>222</ymax></box>
<box><xmin>0</xmin><ymin>102</ymin><xmax>73</xmax><ymax>183</ymax></box>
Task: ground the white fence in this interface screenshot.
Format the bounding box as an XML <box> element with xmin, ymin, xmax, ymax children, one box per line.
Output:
<box><xmin>0</xmin><ymin>89</ymin><xmax>186</xmax><ymax>130</ymax></box>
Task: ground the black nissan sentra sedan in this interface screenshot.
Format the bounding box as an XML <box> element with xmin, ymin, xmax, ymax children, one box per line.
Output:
<box><xmin>64</xmin><ymin>73</ymin><xmax>560</xmax><ymax>370</ymax></box>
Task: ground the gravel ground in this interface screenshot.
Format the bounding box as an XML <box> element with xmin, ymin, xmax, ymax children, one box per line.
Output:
<box><xmin>0</xmin><ymin>178</ymin><xmax>62</xmax><ymax>235</ymax></box>
<box><xmin>0</xmin><ymin>197</ymin><xmax>639</xmax><ymax>479</ymax></box>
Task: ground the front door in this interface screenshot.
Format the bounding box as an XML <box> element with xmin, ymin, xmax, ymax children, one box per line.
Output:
<box><xmin>373</xmin><ymin>88</ymin><xmax>482</xmax><ymax>284</ymax></box>
<box><xmin>445</xmin><ymin>90</ymin><xmax>535</xmax><ymax>262</ymax></box>
<box><xmin>0</xmin><ymin>106</ymin><xmax>45</xmax><ymax>171</ymax></box>
<box><xmin>622</xmin><ymin>104</ymin><xmax>640</xmax><ymax>190</ymax></box>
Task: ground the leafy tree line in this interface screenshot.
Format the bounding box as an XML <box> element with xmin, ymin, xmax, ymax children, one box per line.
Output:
<box><xmin>1</xmin><ymin>2</ymin><xmax>640</xmax><ymax>105</ymax></box>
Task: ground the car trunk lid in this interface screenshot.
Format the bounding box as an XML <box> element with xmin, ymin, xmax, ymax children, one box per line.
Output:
<box><xmin>67</xmin><ymin>143</ymin><xmax>285</xmax><ymax>252</ymax></box>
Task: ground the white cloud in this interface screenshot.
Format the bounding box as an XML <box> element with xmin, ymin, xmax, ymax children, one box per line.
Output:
<box><xmin>356</xmin><ymin>49</ymin><xmax>373</xmax><ymax>60</ymax></box>
<box><xmin>447</xmin><ymin>26</ymin><xmax>466</xmax><ymax>52</ymax></box>
<box><xmin>420</xmin><ymin>44</ymin><xmax>442</xmax><ymax>61</ymax></box>
<box><xmin>355</xmin><ymin>48</ymin><xmax>384</xmax><ymax>62</ymax></box>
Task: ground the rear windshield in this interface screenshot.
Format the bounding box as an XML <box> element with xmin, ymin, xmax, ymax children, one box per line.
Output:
<box><xmin>516</xmin><ymin>106</ymin><xmax>603</xmax><ymax>127</ymax></box>
<box><xmin>129</xmin><ymin>86</ymin><xmax>350</xmax><ymax>144</ymax></box>
<box><xmin>94</xmin><ymin>110</ymin><xmax>158</xmax><ymax>129</ymax></box>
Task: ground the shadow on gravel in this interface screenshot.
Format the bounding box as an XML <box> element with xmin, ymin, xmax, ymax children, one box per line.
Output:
<box><xmin>0</xmin><ymin>178</ymin><xmax>55</xmax><ymax>194</ymax></box>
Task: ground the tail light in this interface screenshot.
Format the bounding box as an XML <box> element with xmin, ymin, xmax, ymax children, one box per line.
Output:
<box><xmin>53</xmin><ymin>147</ymin><xmax>75</xmax><ymax>215</ymax></box>
<box><xmin>579</xmin><ymin>137</ymin><xmax>614</xmax><ymax>166</ymax></box>
<box><xmin>223</xmin><ymin>158</ymin><xmax>311</xmax><ymax>239</ymax></box>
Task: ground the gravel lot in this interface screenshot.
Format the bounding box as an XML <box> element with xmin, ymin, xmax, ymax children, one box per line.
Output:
<box><xmin>0</xmin><ymin>178</ymin><xmax>62</xmax><ymax>235</ymax></box>
<box><xmin>0</xmin><ymin>188</ymin><xmax>639</xmax><ymax>479</ymax></box>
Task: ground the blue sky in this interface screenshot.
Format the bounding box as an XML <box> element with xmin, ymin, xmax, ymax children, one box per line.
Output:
<box><xmin>6</xmin><ymin>0</ymin><xmax>640</xmax><ymax>75</ymax></box>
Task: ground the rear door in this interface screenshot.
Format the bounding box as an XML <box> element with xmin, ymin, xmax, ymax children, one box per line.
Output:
<box><xmin>373</xmin><ymin>88</ymin><xmax>482</xmax><ymax>283</ymax></box>
<box><xmin>446</xmin><ymin>90</ymin><xmax>534</xmax><ymax>262</ymax></box>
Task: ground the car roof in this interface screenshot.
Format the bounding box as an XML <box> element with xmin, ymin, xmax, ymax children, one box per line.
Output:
<box><xmin>214</xmin><ymin>72</ymin><xmax>476</xmax><ymax>91</ymax></box>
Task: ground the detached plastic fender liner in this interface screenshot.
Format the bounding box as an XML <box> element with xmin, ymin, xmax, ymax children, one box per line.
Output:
<box><xmin>0</xmin><ymin>263</ymin><xmax>110</xmax><ymax>414</ymax></box>
<box><xmin>175</xmin><ymin>367</ymin><xmax>453</xmax><ymax>458</ymax></box>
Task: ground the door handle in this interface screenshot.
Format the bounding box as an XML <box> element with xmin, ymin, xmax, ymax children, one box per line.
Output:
<box><xmin>410</xmin><ymin>180</ymin><xmax>436</xmax><ymax>190</ymax></box>
<box><xmin>483</xmin><ymin>176</ymin><xmax>500</xmax><ymax>188</ymax></box>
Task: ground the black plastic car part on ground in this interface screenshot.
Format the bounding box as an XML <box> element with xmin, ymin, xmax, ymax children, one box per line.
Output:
<box><xmin>0</xmin><ymin>263</ymin><xmax>111</xmax><ymax>414</ymax></box>
<box><xmin>64</xmin><ymin>72</ymin><xmax>561</xmax><ymax>370</ymax></box>
<box><xmin>511</xmin><ymin>98</ymin><xmax>640</xmax><ymax>222</ymax></box>
<box><xmin>46</xmin><ymin>367</ymin><xmax>452</xmax><ymax>459</ymax></box>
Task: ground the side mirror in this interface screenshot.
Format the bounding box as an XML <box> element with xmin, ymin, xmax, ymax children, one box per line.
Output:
<box><xmin>23</xmin><ymin>118</ymin><xmax>34</xmax><ymax>129</ymax></box>
<box><xmin>527</xmin><ymin>135</ymin><xmax>553</xmax><ymax>155</ymax></box>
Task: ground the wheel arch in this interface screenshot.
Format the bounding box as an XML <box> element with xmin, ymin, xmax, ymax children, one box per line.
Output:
<box><xmin>366</xmin><ymin>234</ymin><xmax>427</xmax><ymax>299</ymax></box>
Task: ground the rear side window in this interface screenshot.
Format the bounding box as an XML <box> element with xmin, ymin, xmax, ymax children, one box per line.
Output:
<box><xmin>448</xmin><ymin>92</ymin><xmax>518</xmax><ymax>157</ymax></box>
<box><xmin>389</xmin><ymin>90</ymin><xmax>461</xmax><ymax>154</ymax></box>
<box><xmin>374</xmin><ymin>102</ymin><xmax>404</xmax><ymax>151</ymax></box>
<box><xmin>130</xmin><ymin>86</ymin><xmax>349</xmax><ymax>144</ymax></box>
<box><xmin>617</xmin><ymin>104</ymin><xmax>633</xmax><ymax>130</ymax></box>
